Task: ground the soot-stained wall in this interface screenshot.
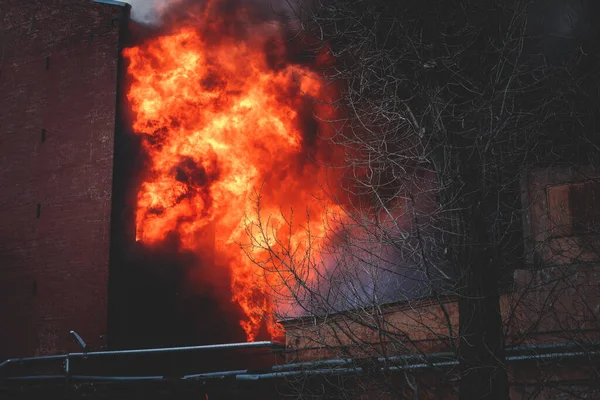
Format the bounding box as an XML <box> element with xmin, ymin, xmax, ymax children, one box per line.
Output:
<box><xmin>0</xmin><ymin>0</ymin><xmax>129</xmax><ymax>358</ymax></box>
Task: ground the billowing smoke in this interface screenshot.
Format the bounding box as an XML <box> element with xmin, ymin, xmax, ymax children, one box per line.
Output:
<box><xmin>120</xmin><ymin>0</ymin><xmax>181</xmax><ymax>23</ymax></box>
<box><xmin>122</xmin><ymin>0</ymin><xmax>295</xmax><ymax>24</ymax></box>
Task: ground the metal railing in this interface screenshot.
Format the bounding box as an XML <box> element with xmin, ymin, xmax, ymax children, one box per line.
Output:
<box><xmin>2</xmin><ymin>340</ymin><xmax>599</xmax><ymax>383</ymax></box>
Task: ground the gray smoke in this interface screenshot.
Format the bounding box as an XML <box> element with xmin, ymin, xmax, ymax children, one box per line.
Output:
<box><xmin>122</xmin><ymin>0</ymin><xmax>184</xmax><ymax>24</ymax></box>
<box><xmin>122</xmin><ymin>0</ymin><xmax>297</xmax><ymax>24</ymax></box>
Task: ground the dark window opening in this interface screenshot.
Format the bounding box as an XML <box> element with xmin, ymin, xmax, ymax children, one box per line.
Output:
<box><xmin>36</xmin><ymin>203</ymin><xmax>41</xmax><ymax>218</ymax></box>
<box><xmin>45</xmin><ymin>56</ymin><xmax>50</xmax><ymax>70</ymax></box>
<box><xmin>571</xmin><ymin>181</ymin><xmax>600</xmax><ymax>235</ymax></box>
<box><xmin>547</xmin><ymin>180</ymin><xmax>600</xmax><ymax>237</ymax></box>
<box><xmin>32</xmin><ymin>281</ymin><xmax>37</xmax><ymax>297</ymax></box>
<box><xmin>41</xmin><ymin>129</ymin><xmax>46</xmax><ymax>143</ymax></box>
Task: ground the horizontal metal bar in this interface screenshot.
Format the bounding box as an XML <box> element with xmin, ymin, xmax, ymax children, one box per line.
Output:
<box><xmin>274</xmin><ymin>342</ymin><xmax>600</xmax><ymax>372</ymax></box>
<box><xmin>0</xmin><ymin>354</ymin><xmax>67</xmax><ymax>369</ymax></box>
<box><xmin>4</xmin><ymin>375</ymin><xmax>66</xmax><ymax>381</ymax></box>
<box><xmin>183</xmin><ymin>370</ymin><xmax>248</xmax><ymax>379</ymax></box>
<box><xmin>273</xmin><ymin>352</ymin><xmax>455</xmax><ymax>372</ymax></box>
<box><xmin>241</xmin><ymin>349</ymin><xmax>600</xmax><ymax>381</ymax></box>
<box><xmin>379</xmin><ymin>352</ymin><xmax>455</xmax><ymax>365</ymax></box>
<box><xmin>72</xmin><ymin>375</ymin><xmax>164</xmax><ymax>381</ymax></box>
<box><xmin>507</xmin><ymin>341</ymin><xmax>600</xmax><ymax>353</ymax></box>
<box><xmin>387</xmin><ymin>360</ymin><xmax>458</xmax><ymax>371</ymax></box>
<box><xmin>236</xmin><ymin>367</ymin><xmax>364</xmax><ymax>381</ymax></box>
<box><xmin>7</xmin><ymin>347</ymin><xmax>600</xmax><ymax>384</ymax></box>
<box><xmin>72</xmin><ymin>341</ymin><xmax>283</xmax><ymax>357</ymax></box>
<box><xmin>5</xmin><ymin>375</ymin><xmax>164</xmax><ymax>382</ymax></box>
<box><xmin>1</xmin><ymin>341</ymin><xmax>283</xmax><ymax>370</ymax></box>
<box><xmin>507</xmin><ymin>350</ymin><xmax>600</xmax><ymax>362</ymax></box>
<box><xmin>272</xmin><ymin>358</ymin><xmax>353</xmax><ymax>371</ymax></box>
<box><xmin>4</xmin><ymin>341</ymin><xmax>600</xmax><ymax>384</ymax></box>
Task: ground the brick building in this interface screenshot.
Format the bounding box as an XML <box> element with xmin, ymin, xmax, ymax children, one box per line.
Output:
<box><xmin>0</xmin><ymin>0</ymin><xmax>130</xmax><ymax>358</ymax></box>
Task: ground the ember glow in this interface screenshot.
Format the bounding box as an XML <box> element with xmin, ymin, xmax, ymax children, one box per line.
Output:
<box><xmin>124</xmin><ymin>5</ymin><xmax>337</xmax><ymax>341</ymax></box>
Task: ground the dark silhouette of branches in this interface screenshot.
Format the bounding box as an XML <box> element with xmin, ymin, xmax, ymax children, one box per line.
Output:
<box><xmin>242</xmin><ymin>0</ymin><xmax>600</xmax><ymax>398</ymax></box>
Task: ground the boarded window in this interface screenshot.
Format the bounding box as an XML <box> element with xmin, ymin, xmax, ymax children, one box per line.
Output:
<box><xmin>547</xmin><ymin>180</ymin><xmax>600</xmax><ymax>237</ymax></box>
<box><xmin>547</xmin><ymin>184</ymin><xmax>572</xmax><ymax>236</ymax></box>
<box><xmin>570</xmin><ymin>181</ymin><xmax>600</xmax><ymax>235</ymax></box>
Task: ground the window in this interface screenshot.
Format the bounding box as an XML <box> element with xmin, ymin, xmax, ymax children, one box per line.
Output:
<box><xmin>571</xmin><ymin>181</ymin><xmax>600</xmax><ymax>234</ymax></box>
<box><xmin>547</xmin><ymin>180</ymin><xmax>600</xmax><ymax>237</ymax></box>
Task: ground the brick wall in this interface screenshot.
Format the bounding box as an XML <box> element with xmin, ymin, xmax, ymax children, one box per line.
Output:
<box><xmin>0</xmin><ymin>0</ymin><xmax>129</xmax><ymax>357</ymax></box>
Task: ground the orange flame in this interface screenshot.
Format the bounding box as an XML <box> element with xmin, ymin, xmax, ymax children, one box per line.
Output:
<box><xmin>124</xmin><ymin>12</ymin><xmax>337</xmax><ymax>341</ymax></box>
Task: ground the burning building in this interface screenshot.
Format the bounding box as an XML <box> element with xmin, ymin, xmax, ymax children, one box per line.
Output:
<box><xmin>0</xmin><ymin>0</ymin><xmax>338</xmax><ymax>358</ymax></box>
<box><xmin>2</xmin><ymin>0</ymin><xmax>600</xmax><ymax>399</ymax></box>
<box><xmin>0</xmin><ymin>0</ymin><xmax>336</xmax><ymax>396</ymax></box>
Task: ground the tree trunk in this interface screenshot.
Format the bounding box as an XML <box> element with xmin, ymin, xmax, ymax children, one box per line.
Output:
<box><xmin>454</xmin><ymin>176</ymin><xmax>509</xmax><ymax>400</ymax></box>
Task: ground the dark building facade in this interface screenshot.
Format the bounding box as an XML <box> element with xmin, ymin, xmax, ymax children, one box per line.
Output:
<box><xmin>0</xmin><ymin>0</ymin><xmax>129</xmax><ymax>358</ymax></box>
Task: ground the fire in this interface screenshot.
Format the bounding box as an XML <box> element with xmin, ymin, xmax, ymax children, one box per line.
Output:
<box><xmin>124</xmin><ymin>8</ymin><xmax>337</xmax><ymax>341</ymax></box>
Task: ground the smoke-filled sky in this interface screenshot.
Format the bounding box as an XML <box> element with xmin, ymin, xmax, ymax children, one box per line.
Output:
<box><xmin>121</xmin><ymin>0</ymin><xmax>181</xmax><ymax>23</ymax></box>
<box><xmin>121</xmin><ymin>0</ymin><xmax>294</xmax><ymax>24</ymax></box>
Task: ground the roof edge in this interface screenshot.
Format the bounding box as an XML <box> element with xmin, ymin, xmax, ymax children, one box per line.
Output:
<box><xmin>279</xmin><ymin>295</ymin><xmax>459</xmax><ymax>326</ymax></box>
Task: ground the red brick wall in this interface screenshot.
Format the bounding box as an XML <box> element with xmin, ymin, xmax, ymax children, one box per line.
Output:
<box><xmin>0</xmin><ymin>0</ymin><xmax>129</xmax><ymax>357</ymax></box>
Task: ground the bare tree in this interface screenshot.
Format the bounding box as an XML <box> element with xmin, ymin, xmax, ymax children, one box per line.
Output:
<box><xmin>241</xmin><ymin>0</ymin><xmax>600</xmax><ymax>399</ymax></box>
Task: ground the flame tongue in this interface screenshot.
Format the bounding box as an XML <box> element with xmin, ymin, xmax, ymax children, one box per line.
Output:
<box><xmin>124</xmin><ymin>16</ymin><xmax>330</xmax><ymax>341</ymax></box>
